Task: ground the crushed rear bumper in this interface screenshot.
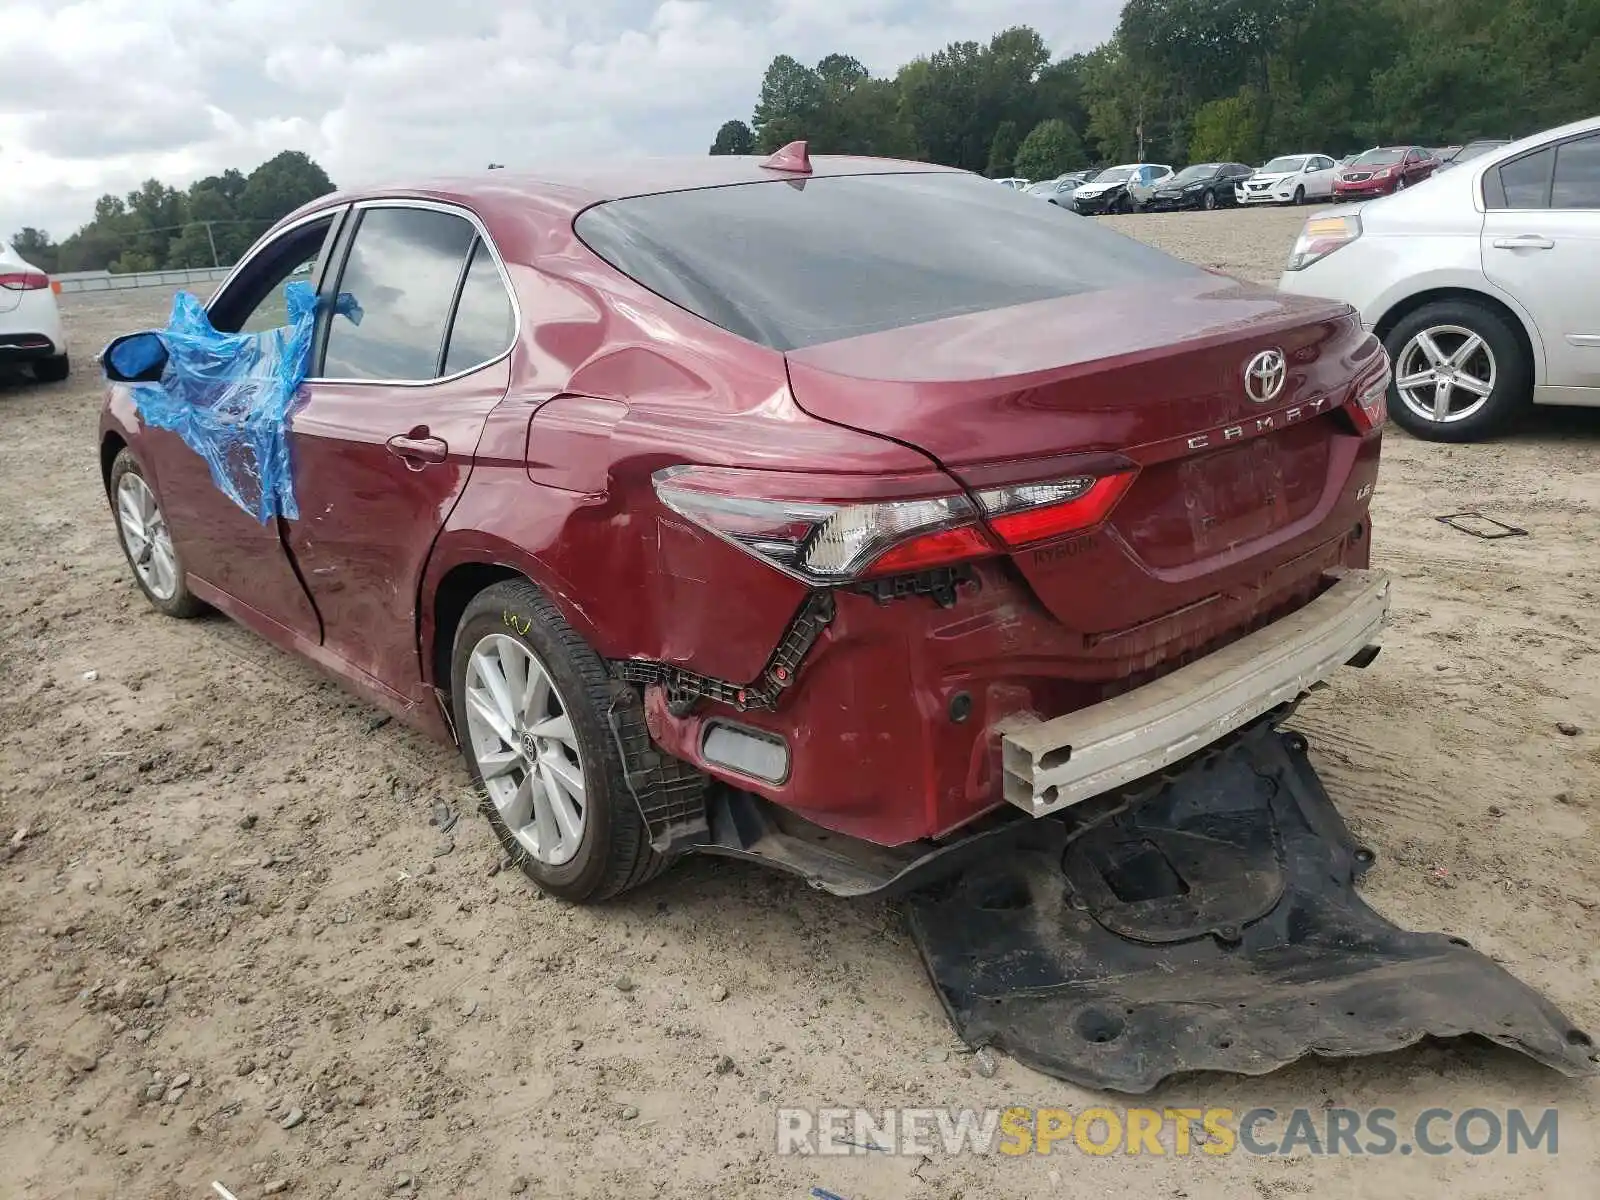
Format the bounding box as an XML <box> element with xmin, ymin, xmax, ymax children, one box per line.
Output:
<box><xmin>1001</xmin><ymin>569</ymin><xmax>1390</xmax><ymax>816</ymax></box>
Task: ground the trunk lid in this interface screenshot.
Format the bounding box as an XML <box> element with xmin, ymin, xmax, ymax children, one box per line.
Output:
<box><xmin>785</xmin><ymin>276</ymin><xmax>1378</xmax><ymax>636</ymax></box>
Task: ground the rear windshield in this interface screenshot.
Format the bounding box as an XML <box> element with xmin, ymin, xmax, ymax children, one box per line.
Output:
<box><xmin>575</xmin><ymin>172</ymin><xmax>1200</xmax><ymax>352</ymax></box>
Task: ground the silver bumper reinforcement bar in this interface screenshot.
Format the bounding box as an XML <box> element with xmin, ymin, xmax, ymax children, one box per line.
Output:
<box><xmin>1001</xmin><ymin>569</ymin><xmax>1391</xmax><ymax>816</ymax></box>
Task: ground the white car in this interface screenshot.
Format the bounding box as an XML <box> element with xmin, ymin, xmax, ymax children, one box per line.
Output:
<box><xmin>993</xmin><ymin>177</ymin><xmax>1030</xmax><ymax>190</ymax></box>
<box><xmin>1073</xmin><ymin>164</ymin><xmax>1172</xmax><ymax>215</ymax></box>
<box><xmin>1238</xmin><ymin>154</ymin><xmax>1338</xmax><ymax>206</ymax></box>
<box><xmin>1279</xmin><ymin>114</ymin><xmax>1600</xmax><ymax>441</ymax></box>
<box><xmin>0</xmin><ymin>241</ymin><xmax>69</xmax><ymax>381</ymax></box>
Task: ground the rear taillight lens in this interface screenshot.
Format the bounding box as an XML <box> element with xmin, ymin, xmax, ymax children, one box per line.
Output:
<box><xmin>975</xmin><ymin>472</ymin><xmax>1137</xmax><ymax>546</ymax></box>
<box><xmin>653</xmin><ymin>466</ymin><xmax>992</xmax><ymax>583</ymax></box>
<box><xmin>653</xmin><ymin>463</ymin><xmax>1138</xmax><ymax>583</ymax></box>
<box><xmin>0</xmin><ymin>271</ymin><xmax>50</xmax><ymax>291</ymax></box>
<box><xmin>1346</xmin><ymin>356</ymin><xmax>1392</xmax><ymax>437</ymax></box>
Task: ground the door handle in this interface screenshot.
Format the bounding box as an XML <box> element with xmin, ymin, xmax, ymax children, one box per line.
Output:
<box><xmin>1492</xmin><ymin>235</ymin><xmax>1555</xmax><ymax>250</ymax></box>
<box><xmin>386</xmin><ymin>433</ymin><xmax>448</xmax><ymax>468</ymax></box>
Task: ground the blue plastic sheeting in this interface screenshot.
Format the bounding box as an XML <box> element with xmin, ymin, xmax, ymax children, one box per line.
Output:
<box><xmin>129</xmin><ymin>281</ymin><xmax>317</xmax><ymax>524</ymax></box>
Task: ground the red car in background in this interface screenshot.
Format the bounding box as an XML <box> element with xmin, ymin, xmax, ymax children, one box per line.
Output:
<box><xmin>1334</xmin><ymin>146</ymin><xmax>1440</xmax><ymax>199</ymax></box>
<box><xmin>99</xmin><ymin>146</ymin><xmax>1391</xmax><ymax>903</ymax></box>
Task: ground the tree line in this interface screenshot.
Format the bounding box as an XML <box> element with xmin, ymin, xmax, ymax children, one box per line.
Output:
<box><xmin>710</xmin><ymin>0</ymin><xmax>1600</xmax><ymax>179</ymax></box>
<box><xmin>10</xmin><ymin>151</ymin><xmax>334</xmax><ymax>276</ymax></box>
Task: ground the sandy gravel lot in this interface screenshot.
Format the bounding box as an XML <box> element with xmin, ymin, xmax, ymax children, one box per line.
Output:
<box><xmin>2</xmin><ymin>205</ymin><xmax>1597</xmax><ymax>1200</ymax></box>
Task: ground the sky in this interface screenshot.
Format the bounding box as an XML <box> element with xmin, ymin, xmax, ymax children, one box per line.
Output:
<box><xmin>0</xmin><ymin>0</ymin><xmax>1121</xmax><ymax>240</ymax></box>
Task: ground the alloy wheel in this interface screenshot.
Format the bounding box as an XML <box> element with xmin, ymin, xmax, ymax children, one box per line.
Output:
<box><xmin>462</xmin><ymin>633</ymin><xmax>588</xmax><ymax>866</ymax></box>
<box><xmin>115</xmin><ymin>473</ymin><xmax>178</xmax><ymax>601</ymax></box>
<box><xmin>1395</xmin><ymin>324</ymin><xmax>1497</xmax><ymax>425</ymax></box>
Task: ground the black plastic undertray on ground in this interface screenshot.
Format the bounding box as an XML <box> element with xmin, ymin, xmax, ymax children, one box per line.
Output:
<box><xmin>906</xmin><ymin>721</ymin><xmax>1600</xmax><ymax>1093</ymax></box>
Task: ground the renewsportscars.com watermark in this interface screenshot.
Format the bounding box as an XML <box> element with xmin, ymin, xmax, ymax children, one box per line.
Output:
<box><xmin>776</xmin><ymin>1106</ymin><xmax>1561</xmax><ymax>1158</ymax></box>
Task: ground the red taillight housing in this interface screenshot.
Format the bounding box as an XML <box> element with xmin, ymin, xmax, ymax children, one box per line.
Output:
<box><xmin>976</xmin><ymin>472</ymin><xmax>1137</xmax><ymax>547</ymax></box>
<box><xmin>652</xmin><ymin>462</ymin><xmax>1137</xmax><ymax>584</ymax></box>
<box><xmin>0</xmin><ymin>271</ymin><xmax>50</xmax><ymax>291</ymax></box>
<box><xmin>1344</xmin><ymin>357</ymin><xmax>1392</xmax><ymax>437</ymax></box>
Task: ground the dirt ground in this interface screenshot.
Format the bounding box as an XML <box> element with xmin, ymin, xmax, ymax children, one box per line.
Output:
<box><xmin>2</xmin><ymin>204</ymin><xmax>1597</xmax><ymax>1200</ymax></box>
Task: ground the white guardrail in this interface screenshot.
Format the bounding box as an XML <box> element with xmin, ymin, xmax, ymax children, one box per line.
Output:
<box><xmin>54</xmin><ymin>266</ymin><xmax>233</xmax><ymax>295</ymax></box>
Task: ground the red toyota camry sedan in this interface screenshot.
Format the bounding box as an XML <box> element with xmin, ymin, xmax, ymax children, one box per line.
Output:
<box><xmin>100</xmin><ymin>147</ymin><xmax>1391</xmax><ymax>902</ymax></box>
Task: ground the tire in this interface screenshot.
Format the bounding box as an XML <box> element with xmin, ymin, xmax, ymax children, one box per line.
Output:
<box><xmin>1293</xmin><ymin>186</ymin><xmax>1306</xmax><ymax>206</ymax></box>
<box><xmin>1382</xmin><ymin>300</ymin><xmax>1531</xmax><ymax>442</ymax></box>
<box><xmin>108</xmin><ymin>449</ymin><xmax>204</xmax><ymax>618</ymax></box>
<box><xmin>450</xmin><ymin>578</ymin><xmax>666</xmax><ymax>902</ymax></box>
<box><xmin>1201</xmin><ymin>190</ymin><xmax>1218</xmax><ymax>211</ymax></box>
<box><xmin>1395</xmin><ymin>177</ymin><xmax>1407</xmax><ymax>192</ymax></box>
<box><xmin>1116</xmin><ymin>193</ymin><xmax>1134</xmax><ymax>215</ymax></box>
<box><xmin>33</xmin><ymin>354</ymin><xmax>69</xmax><ymax>382</ymax></box>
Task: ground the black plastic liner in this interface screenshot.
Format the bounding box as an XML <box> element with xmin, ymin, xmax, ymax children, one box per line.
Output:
<box><xmin>907</xmin><ymin>722</ymin><xmax>1599</xmax><ymax>1093</ymax></box>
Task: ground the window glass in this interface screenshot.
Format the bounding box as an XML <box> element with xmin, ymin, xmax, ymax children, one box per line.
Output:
<box><xmin>442</xmin><ymin>241</ymin><xmax>516</xmax><ymax>376</ymax></box>
<box><xmin>1553</xmin><ymin>135</ymin><xmax>1600</xmax><ymax>209</ymax></box>
<box><xmin>576</xmin><ymin>172</ymin><xmax>1201</xmax><ymax>352</ymax></box>
<box><xmin>322</xmin><ymin>207</ymin><xmax>476</xmax><ymax>381</ymax></box>
<box><xmin>1498</xmin><ymin>148</ymin><xmax>1554</xmax><ymax>209</ymax></box>
<box><xmin>212</xmin><ymin>217</ymin><xmax>336</xmax><ymax>334</ymax></box>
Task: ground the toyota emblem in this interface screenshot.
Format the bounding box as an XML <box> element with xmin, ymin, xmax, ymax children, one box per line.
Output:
<box><xmin>1244</xmin><ymin>349</ymin><xmax>1287</xmax><ymax>404</ymax></box>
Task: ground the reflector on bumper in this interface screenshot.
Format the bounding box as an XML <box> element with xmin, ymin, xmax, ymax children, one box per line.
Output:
<box><xmin>1001</xmin><ymin>569</ymin><xmax>1390</xmax><ymax>815</ymax></box>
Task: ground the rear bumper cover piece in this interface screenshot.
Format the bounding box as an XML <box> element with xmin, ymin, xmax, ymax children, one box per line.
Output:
<box><xmin>1001</xmin><ymin>569</ymin><xmax>1390</xmax><ymax>815</ymax></box>
<box><xmin>909</xmin><ymin>721</ymin><xmax>1599</xmax><ymax>1093</ymax></box>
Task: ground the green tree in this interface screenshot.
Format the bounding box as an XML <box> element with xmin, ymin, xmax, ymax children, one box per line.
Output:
<box><xmin>1189</xmin><ymin>86</ymin><xmax>1266</xmax><ymax>163</ymax></box>
<box><xmin>986</xmin><ymin>120</ymin><xmax>1021</xmax><ymax>176</ymax></box>
<box><xmin>709</xmin><ymin>119</ymin><xmax>755</xmax><ymax>154</ymax></box>
<box><xmin>1013</xmin><ymin>119</ymin><xmax>1084</xmax><ymax>179</ymax></box>
<box><xmin>752</xmin><ymin>55</ymin><xmax>824</xmax><ymax>151</ymax></box>
<box><xmin>9</xmin><ymin>227</ymin><xmax>58</xmax><ymax>272</ymax></box>
<box><xmin>237</xmin><ymin>150</ymin><xmax>335</xmax><ymax>227</ymax></box>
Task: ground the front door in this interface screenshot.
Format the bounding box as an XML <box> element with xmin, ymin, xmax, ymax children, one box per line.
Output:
<box><xmin>144</xmin><ymin>208</ymin><xmax>347</xmax><ymax>640</ymax></box>
<box><xmin>1482</xmin><ymin>132</ymin><xmax>1600</xmax><ymax>389</ymax></box>
<box><xmin>284</xmin><ymin>202</ymin><xmax>519</xmax><ymax>693</ymax></box>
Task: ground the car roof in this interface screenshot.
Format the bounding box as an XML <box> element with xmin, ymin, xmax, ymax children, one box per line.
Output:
<box><xmin>286</xmin><ymin>154</ymin><xmax>963</xmax><ymax>223</ymax></box>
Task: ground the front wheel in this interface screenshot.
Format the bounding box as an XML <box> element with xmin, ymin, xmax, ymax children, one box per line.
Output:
<box><xmin>1201</xmin><ymin>190</ymin><xmax>1218</xmax><ymax>211</ymax></box>
<box><xmin>109</xmin><ymin>450</ymin><xmax>204</xmax><ymax>618</ymax></box>
<box><xmin>451</xmin><ymin>578</ymin><xmax>666</xmax><ymax>902</ymax></box>
<box><xmin>1382</xmin><ymin>300</ymin><xmax>1531</xmax><ymax>442</ymax></box>
<box><xmin>1116</xmin><ymin>193</ymin><xmax>1134</xmax><ymax>214</ymax></box>
<box><xmin>1395</xmin><ymin>177</ymin><xmax>1407</xmax><ymax>192</ymax></box>
<box><xmin>1293</xmin><ymin>186</ymin><xmax>1306</xmax><ymax>206</ymax></box>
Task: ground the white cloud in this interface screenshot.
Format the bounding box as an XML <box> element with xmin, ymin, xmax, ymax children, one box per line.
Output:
<box><xmin>0</xmin><ymin>0</ymin><xmax>1120</xmax><ymax>238</ymax></box>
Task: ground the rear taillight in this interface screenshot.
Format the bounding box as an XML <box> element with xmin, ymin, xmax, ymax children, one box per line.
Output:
<box><xmin>0</xmin><ymin>271</ymin><xmax>50</xmax><ymax>291</ymax></box>
<box><xmin>975</xmin><ymin>472</ymin><xmax>1137</xmax><ymax>546</ymax></box>
<box><xmin>1345</xmin><ymin>357</ymin><xmax>1392</xmax><ymax>437</ymax></box>
<box><xmin>653</xmin><ymin>463</ymin><xmax>1137</xmax><ymax>583</ymax></box>
<box><xmin>653</xmin><ymin>466</ymin><xmax>990</xmax><ymax>583</ymax></box>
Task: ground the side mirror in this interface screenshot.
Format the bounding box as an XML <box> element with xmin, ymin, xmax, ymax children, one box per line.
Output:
<box><xmin>102</xmin><ymin>331</ymin><xmax>168</xmax><ymax>384</ymax></box>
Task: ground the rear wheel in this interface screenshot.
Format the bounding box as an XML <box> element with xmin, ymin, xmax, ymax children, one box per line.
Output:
<box><xmin>33</xmin><ymin>354</ymin><xmax>69</xmax><ymax>382</ymax></box>
<box><xmin>109</xmin><ymin>450</ymin><xmax>203</xmax><ymax>618</ymax></box>
<box><xmin>451</xmin><ymin>578</ymin><xmax>666</xmax><ymax>902</ymax></box>
<box><xmin>1382</xmin><ymin>300</ymin><xmax>1530</xmax><ymax>442</ymax></box>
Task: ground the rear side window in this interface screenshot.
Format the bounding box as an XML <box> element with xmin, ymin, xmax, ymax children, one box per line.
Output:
<box><xmin>1553</xmin><ymin>135</ymin><xmax>1600</xmax><ymax>209</ymax></box>
<box><xmin>442</xmin><ymin>241</ymin><xmax>516</xmax><ymax>376</ymax></box>
<box><xmin>575</xmin><ymin>172</ymin><xmax>1201</xmax><ymax>352</ymax></box>
<box><xmin>322</xmin><ymin>207</ymin><xmax>476</xmax><ymax>381</ymax></box>
<box><xmin>1491</xmin><ymin>148</ymin><xmax>1555</xmax><ymax>209</ymax></box>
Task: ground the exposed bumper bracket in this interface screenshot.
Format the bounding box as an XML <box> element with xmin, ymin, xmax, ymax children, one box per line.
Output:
<box><xmin>1001</xmin><ymin>569</ymin><xmax>1391</xmax><ymax>816</ymax></box>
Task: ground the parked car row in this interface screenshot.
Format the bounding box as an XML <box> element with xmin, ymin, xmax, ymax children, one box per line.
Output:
<box><xmin>1005</xmin><ymin>142</ymin><xmax>1469</xmax><ymax>215</ymax></box>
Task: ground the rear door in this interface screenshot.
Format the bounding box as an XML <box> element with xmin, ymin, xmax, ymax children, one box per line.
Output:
<box><xmin>1481</xmin><ymin>133</ymin><xmax>1600</xmax><ymax>388</ymax></box>
<box><xmin>1307</xmin><ymin>156</ymin><xmax>1336</xmax><ymax>197</ymax></box>
<box><xmin>286</xmin><ymin>201</ymin><xmax>518</xmax><ymax>689</ymax></box>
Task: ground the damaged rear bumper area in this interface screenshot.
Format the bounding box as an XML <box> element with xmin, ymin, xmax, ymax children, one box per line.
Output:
<box><xmin>1002</xmin><ymin>568</ymin><xmax>1390</xmax><ymax>815</ymax></box>
<box><xmin>908</xmin><ymin>719</ymin><xmax>1599</xmax><ymax>1093</ymax></box>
